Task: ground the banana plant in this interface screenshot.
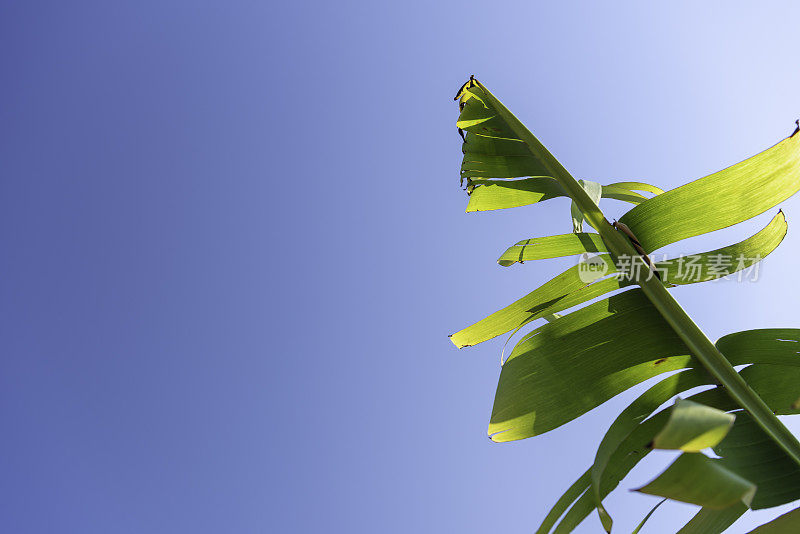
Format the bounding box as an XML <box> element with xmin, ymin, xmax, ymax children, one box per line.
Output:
<box><xmin>450</xmin><ymin>76</ymin><xmax>800</xmax><ymax>533</ymax></box>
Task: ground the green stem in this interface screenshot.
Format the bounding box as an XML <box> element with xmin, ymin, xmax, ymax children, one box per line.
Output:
<box><xmin>476</xmin><ymin>80</ymin><xmax>800</xmax><ymax>469</ymax></box>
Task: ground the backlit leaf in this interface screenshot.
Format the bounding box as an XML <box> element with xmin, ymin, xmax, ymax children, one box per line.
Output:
<box><xmin>651</xmin><ymin>399</ymin><xmax>735</xmax><ymax>452</ymax></box>
<box><xmin>618</xmin><ymin>136</ymin><xmax>800</xmax><ymax>253</ymax></box>
<box><xmin>449</xmin><ymin>256</ymin><xmax>617</xmax><ymax>348</ymax></box>
<box><xmin>656</xmin><ymin>211</ymin><xmax>786</xmax><ymax>285</ymax></box>
<box><xmin>490</xmin><ymin>290</ymin><xmax>692</xmax><ymax>441</ymax></box>
<box><xmin>497</xmin><ymin>233</ymin><xmax>607</xmax><ymax>267</ymax></box>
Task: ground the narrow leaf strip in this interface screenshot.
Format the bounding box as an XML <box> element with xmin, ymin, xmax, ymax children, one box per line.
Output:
<box><xmin>449</xmin><ymin>256</ymin><xmax>616</xmax><ymax>348</ymax></box>
<box><xmin>631</xmin><ymin>499</ymin><xmax>667</xmax><ymax>534</ymax></box>
<box><xmin>553</xmin><ymin>410</ymin><xmax>678</xmax><ymax>533</ymax></box>
<box><xmin>463</xmin><ymin>179</ymin><xmax>654</xmax><ymax>212</ymax></box>
<box><xmin>466</xmin><ymin>178</ymin><xmax>567</xmax><ymax>212</ymax></box>
<box><xmin>550</xmin><ymin>388</ymin><xmax>735</xmax><ymax>534</ymax></box>
<box><xmin>676</xmin><ymin>504</ymin><xmax>747</xmax><ymax>534</ymax></box>
<box><xmin>606</xmin><ymin>181</ymin><xmax>665</xmax><ymax>196</ymax></box>
<box><xmin>591</xmin><ymin>371</ymin><xmax>710</xmax><ymax>531</ymax></box>
<box><xmin>634</xmin><ymin>453</ymin><xmax>756</xmax><ymax>509</ymax></box>
<box><xmin>500</xmin><ymin>276</ymin><xmax>631</xmax><ymax>365</ymax></box>
<box><xmin>656</xmin><ymin>211</ymin><xmax>787</xmax><ymax>285</ymax></box>
<box><xmin>552</xmin><ymin>490</ymin><xmax>596</xmax><ymax>534</ymax></box>
<box><xmin>498</xmin><ymin>233</ymin><xmax>607</xmax><ymax>266</ymax></box>
<box><xmin>651</xmin><ymin>399</ymin><xmax>735</xmax><ymax>452</ymax></box>
<box><xmin>534</xmin><ymin>469</ymin><xmax>592</xmax><ymax>534</ymax></box>
<box><xmin>602</xmin><ymin>186</ymin><xmax>649</xmax><ymax>205</ymax></box>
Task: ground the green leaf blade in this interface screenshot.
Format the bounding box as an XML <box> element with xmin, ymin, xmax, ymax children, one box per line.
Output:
<box><xmin>466</xmin><ymin>177</ymin><xmax>567</xmax><ymax>212</ymax></box>
<box><xmin>651</xmin><ymin>399</ymin><xmax>735</xmax><ymax>452</ymax></box>
<box><xmin>676</xmin><ymin>504</ymin><xmax>747</xmax><ymax>534</ymax></box>
<box><xmin>619</xmin><ymin>135</ymin><xmax>800</xmax><ymax>253</ymax></box>
<box><xmin>630</xmin><ymin>499</ymin><xmax>667</xmax><ymax>534</ymax></box>
<box><xmin>497</xmin><ymin>233</ymin><xmax>607</xmax><ymax>266</ymax></box>
<box><xmin>489</xmin><ymin>290</ymin><xmax>693</xmax><ymax>441</ymax></box>
<box><xmin>606</xmin><ymin>181</ymin><xmax>665</xmax><ymax>196</ymax></box>
<box><xmin>745</xmin><ymin>506</ymin><xmax>800</xmax><ymax>533</ymax></box>
<box><xmin>656</xmin><ymin>211</ymin><xmax>787</xmax><ymax>285</ymax></box>
<box><xmin>449</xmin><ymin>257</ymin><xmax>618</xmax><ymax>348</ymax></box>
<box><xmin>714</xmin><ymin>413</ymin><xmax>800</xmax><ymax>509</ymax></box>
<box><xmin>635</xmin><ymin>453</ymin><xmax>756</xmax><ymax>509</ymax></box>
<box><xmin>591</xmin><ymin>371</ymin><xmax>712</xmax><ymax>531</ymax></box>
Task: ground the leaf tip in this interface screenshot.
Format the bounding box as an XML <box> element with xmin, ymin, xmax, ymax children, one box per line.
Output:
<box><xmin>453</xmin><ymin>74</ymin><xmax>477</xmax><ymax>101</ymax></box>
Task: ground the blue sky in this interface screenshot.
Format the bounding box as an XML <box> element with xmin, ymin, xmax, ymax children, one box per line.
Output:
<box><xmin>3</xmin><ymin>1</ymin><xmax>800</xmax><ymax>532</ymax></box>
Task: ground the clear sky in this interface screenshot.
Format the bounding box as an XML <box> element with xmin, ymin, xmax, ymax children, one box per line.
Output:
<box><xmin>3</xmin><ymin>1</ymin><xmax>800</xmax><ymax>533</ymax></box>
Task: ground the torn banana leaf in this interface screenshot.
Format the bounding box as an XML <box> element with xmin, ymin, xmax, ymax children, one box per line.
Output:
<box><xmin>464</xmin><ymin>178</ymin><xmax>662</xmax><ymax>212</ymax></box>
<box><xmin>458</xmin><ymin>85</ymin><xmax>553</xmax><ymax>182</ymax></box>
<box><xmin>454</xmin><ymin>79</ymin><xmax>800</xmax><ymax>533</ymax></box>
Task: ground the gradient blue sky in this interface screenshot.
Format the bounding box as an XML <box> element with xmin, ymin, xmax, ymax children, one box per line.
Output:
<box><xmin>3</xmin><ymin>2</ymin><xmax>800</xmax><ymax>533</ymax></box>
